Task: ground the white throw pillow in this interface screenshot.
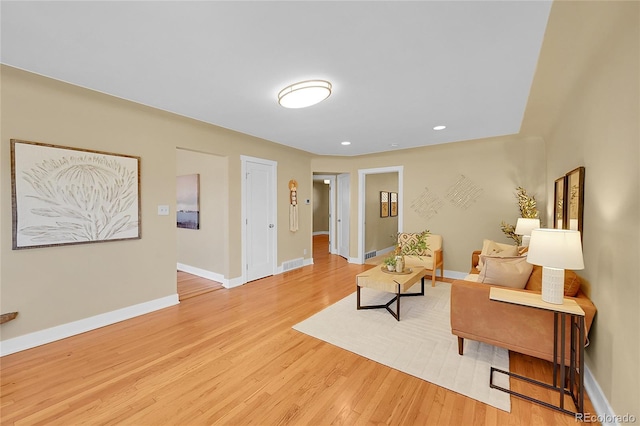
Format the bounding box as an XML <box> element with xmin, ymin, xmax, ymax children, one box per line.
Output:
<box><xmin>478</xmin><ymin>255</ymin><xmax>533</xmax><ymax>289</ymax></box>
<box><xmin>477</xmin><ymin>239</ymin><xmax>519</xmax><ymax>271</ymax></box>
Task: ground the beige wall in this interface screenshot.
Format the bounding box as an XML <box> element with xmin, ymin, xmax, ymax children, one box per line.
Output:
<box><xmin>312</xmin><ymin>134</ymin><xmax>546</xmax><ymax>272</ymax></box>
<box><xmin>522</xmin><ymin>1</ymin><xmax>639</xmax><ymax>416</ymax></box>
<box><xmin>176</xmin><ymin>149</ymin><xmax>228</xmax><ymax>275</ymax></box>
<box><xmin>364</xmin><ymin>173</ymin><xmax>398</xmax><ymax>253</ymax></box>
<box><xmin>2</xmin><ymin>1</ymin><xmax>637</xmax><ymax>414</ymax></box>
<box><xmin>312</xmin><ymin>181</ymin><xmax>329</xmax><ymax>233</ymax></box>
<box><xmin>0</xmin><ymin>66</ymin><xmax>313</xmax><ymax>341</ymax></box>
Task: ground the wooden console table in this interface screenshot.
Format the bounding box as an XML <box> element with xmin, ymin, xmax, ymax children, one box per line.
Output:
<box><xmin>489</xmin><ymin>287</ymin><xmax>586</xmax><ymax>416</ymax></box>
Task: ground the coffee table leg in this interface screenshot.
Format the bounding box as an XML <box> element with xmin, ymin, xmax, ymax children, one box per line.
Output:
<box><xmin>396</xmin><ymin>283</ymin><xmax>401</xmax><ymax>320</ymax></box>
<box><xmin>357</xmin><ymin>284</ymin><xmax>361</xmax><ymax>309</ymax></box>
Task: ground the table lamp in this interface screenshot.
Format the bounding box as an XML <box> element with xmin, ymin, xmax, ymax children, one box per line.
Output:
<box><xmin>526</xmin><ymin>229</ymin><xmax>584</xmax><ymax>304</ymax></box>
<box><xmin>514</xmin><ymin>218</ymin><xmax>540</xmax><ymax>247</ymax></box>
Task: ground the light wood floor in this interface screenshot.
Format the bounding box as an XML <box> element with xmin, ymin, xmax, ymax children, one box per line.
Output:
<box><xmin>0</xmin><ymin>235</ymin><xmax>597</xmax><ymax>425</ymax></box>
<box><xmin>177</xmin><ymin>271</ymin><xmax>224</xmax><ymax>301</ymax></box>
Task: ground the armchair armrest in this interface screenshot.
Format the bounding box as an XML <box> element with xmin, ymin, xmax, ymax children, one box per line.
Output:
<box><xmin>471</xmin><ymin>250</ymin><xmax>481</xmax><ymax>273</ymax></box>
<box><xmin>434</xmin><ymin>248</ymin><xmax>443</xmax><ymax>265</ymax></box>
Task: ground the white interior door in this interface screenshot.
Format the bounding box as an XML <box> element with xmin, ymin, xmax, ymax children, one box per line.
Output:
<box><xmin>243</xmin><ymin>157</ymin><xmax>276</xmax><ymax>282</ymax></box>
<box><xmin>337</xmin><ymin>173</ymin><xmax>350</xmax><ymax>260</ymax></box>
<box><xmin>328</xmin><ymin>179</ymin><xmax>336</xmax><ymax>254</ymax></box>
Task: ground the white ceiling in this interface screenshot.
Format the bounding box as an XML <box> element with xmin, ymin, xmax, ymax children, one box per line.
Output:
<box><xmin>1</xmin><ymin>1</ymin><xmax>552</xmax><ymax>156</ymax></box>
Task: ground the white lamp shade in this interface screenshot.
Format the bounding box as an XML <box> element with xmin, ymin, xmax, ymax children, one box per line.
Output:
<box><xmin>526</xmin><ymin>229</ymin><xmax>584</xmax><ymax>270</ymax></box>
<box><xmin>514</xmin><ymin>218</ymin><xmax>541</xmax><ymax>236</ymax></box>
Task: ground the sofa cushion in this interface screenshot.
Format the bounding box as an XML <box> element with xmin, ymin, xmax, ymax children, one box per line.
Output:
<box><xmin>525</xmin><ymin>266</ymin><xmax>582</xmax><ymax>297</ymax></box>
<box><xmin>478</xmin><ymin>255</ymin><xmax>533</xmax><ymax>289</ymax></box>
<box><xmin>477</xmin><ymin>240</ymin><xmax>519</xmax><ymax>271</ymax></box>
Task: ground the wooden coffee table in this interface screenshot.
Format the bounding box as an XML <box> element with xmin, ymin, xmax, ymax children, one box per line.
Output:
<box><xmin>356</xmin><ymin>265</ymin><xmax>426</xmax><ymax>321</ymax></box>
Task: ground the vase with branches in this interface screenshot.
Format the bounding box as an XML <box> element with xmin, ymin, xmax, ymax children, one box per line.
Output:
<box><xmin>501</xmin><ymin>187</ymin><xmax>539</xmax><ymax>246</ymax></box>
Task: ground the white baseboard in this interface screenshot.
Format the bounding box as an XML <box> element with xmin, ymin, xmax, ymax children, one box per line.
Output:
<box><xmin>0</xmin><ymin>294</ymin><xmax>179</xmax><ymax>357</ymax></box>
<box><xmin>312</xmin><ymin>231</ymin><xmax>329</xmax><ymax>236</ymax></box>
<box><xmin>444</xmin><ymin>270</ymin><xmax>468</xmax><ymax>280</ymax></box>
<box><xmin>584</xmin><ymin>364</ymin><xmax>619</xmax><ymax>425</ymax></box>
<box><xmin>177</xmin><ymin>263</ymin><xmax>224</xmax><ymax>282</ymax></box>
<box><xmin>225</xmin><ymin>276</ymin><xmax>245</xmax><ymax>289</ymax></box>
<box><xmin>177</xmin><ymin>263</ymin><xmax>242</xmax><ymax>289</ymax></box>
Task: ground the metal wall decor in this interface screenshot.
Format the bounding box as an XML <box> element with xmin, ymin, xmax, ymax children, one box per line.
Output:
<box><xmin>410</xmin><ymin>187</ymin><xmax>444</xmax><ymax>220</ymax></box>
<box><xmin>445</xmin><ymin>174</ymin><xmax>484</xmax><ymax>210</ymax></box>
<box><xmin>10</xmin><ymin>139</ymin><xmax>141</xmax><ymax>249</ymax></box>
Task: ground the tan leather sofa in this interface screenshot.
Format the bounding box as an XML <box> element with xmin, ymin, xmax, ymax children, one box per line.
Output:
<box><xmin>450</xmin><ymin>251</ymin><xmax>597</xmax><ymax>363</ymax></box>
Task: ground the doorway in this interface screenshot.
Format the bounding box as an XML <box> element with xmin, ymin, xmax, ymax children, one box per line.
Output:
<box><xmin>358</xmin><ymin>166</ymin><xmax>403</xmax><ymax>264</ymax></box>
<box><xmin>312</xmin><ymin>175</ymin><xmax>336</xmax><ymax>255</ymax></box>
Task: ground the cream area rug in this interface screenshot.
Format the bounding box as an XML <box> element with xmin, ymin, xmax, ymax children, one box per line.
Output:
<box><xmin>293</xmin><ymin>281</ymin><xmax>511</xmax><ymax>412</ymax></box>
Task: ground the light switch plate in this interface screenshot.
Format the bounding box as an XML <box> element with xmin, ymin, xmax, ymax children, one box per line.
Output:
<box><xmin>158</xmin><ymin>205</ymin><xmax>170</xmax><ymax>216</ymax></box>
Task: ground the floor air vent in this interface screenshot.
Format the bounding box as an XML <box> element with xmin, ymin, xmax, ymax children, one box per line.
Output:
<box><xmin>282</xmin><ymin>257</ymin><xmax>304</xmax><ymax>272</ymax></box>
<box><xmin>364</xmin><ymin>251</ymin><xmax>377</xmax><ymax>260</ymax></box>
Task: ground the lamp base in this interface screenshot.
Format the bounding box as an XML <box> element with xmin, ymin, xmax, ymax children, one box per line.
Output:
<box><xmin>541</xmin><ymin>267</ymin><xmax>565</xmax><ymax>304</ymax></box>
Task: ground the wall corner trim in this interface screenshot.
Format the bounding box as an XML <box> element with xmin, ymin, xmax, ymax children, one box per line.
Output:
<box><xmin>0</xmin><ymin>294</ymin><xmax>179</xmax><ymax>357</ymax></box>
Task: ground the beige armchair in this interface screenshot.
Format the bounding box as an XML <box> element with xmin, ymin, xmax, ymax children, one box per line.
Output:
<box><xmin>398</xmin><ymin>233</ymin><xmax>444</xmax><ymax>286</ymax></box>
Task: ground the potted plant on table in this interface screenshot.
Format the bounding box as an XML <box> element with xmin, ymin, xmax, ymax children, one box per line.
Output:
<box><xmin>383</xmin><ymin>255</ymin><xmax>397</xmax><ymax>272</ymax></box>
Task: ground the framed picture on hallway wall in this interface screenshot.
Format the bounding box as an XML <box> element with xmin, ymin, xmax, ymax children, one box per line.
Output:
<box><xmin>390</xmin><ymin>192</ymin><xmax>398</xmax><ymax>217</ymax></box>
<box><xmin>10</xmin><ymin>139</ymin><xmax>141</xmax><ymax>250</ymax></box>
<box><xmin>380</xmin><ymin>191</ymin><xmax>389</xmax><ymax>217</ymax></box>
<box><xmin>177</xmin><ymin>174</ymin><xmax>200</xmax><ymax>230</ymax></box>
<box><xmin>553</xmin><ymin>176</ymin><xmax>566</xmax><ymax>229</ymax></box>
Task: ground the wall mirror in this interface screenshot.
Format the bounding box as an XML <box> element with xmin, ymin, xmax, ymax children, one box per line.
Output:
<box><xmin>566</xmin><ymin>166</ymin><xmax>585</xmax><ymax>236</ymax></box>
<box><xmin>553</xmin><ymin>176</ymin><xmax>566</xmax><ymax>229</ymax></box>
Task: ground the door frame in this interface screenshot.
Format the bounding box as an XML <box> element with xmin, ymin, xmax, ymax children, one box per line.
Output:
<box><xmin>357</xmin><ymin>166</ymin><xmax>404</xmax><ymax>264</ymax></box>
<box><xmin>337</xmin><ymin>173</ymin><xmax>351</xmax><ymax>260</ymax></box>
<box><xmin>312</xmin><ymin>174</ymin><xmax>336</xmax><ymax>254</ymax></box>
<box><xmin>241</xmin><ymin>155</ymin><xmax>277</xmax><ymax>284</ymax></box>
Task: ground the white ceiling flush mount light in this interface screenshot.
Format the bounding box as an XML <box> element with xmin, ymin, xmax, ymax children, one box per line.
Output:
<box><xmin>341</xmin><ymin>141</ymin><xmax>351</xmax><ymax>146</ymax></box>
<box><xmin>433</xmin><ymin>125</ymin><xmax>447</xmax><ymax>130</ymax></box>
<box><xmin>278</xmin><ymin>80</ymin><xmax>332</xmax><ymax>109</ymax></box>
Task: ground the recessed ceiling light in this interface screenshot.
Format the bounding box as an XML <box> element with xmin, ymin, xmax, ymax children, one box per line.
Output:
<box><xmin>433</xmin><ymin>125</ymin><xmax>447</xmax><ymax>130</ymax></box>
<box><xmin>390</xmin><ymin>143</ymin><xmax>399</xmax><ymax>147</ymax></box>
<box><xmin>341</xmin><ymin>141</ymin><xmax>351</xmax><ymax>146</ymax></box>
<box><xmin>278</xmin><ymin>80</ymin><xmax>332</xmax><ymax>109</ymax></box>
